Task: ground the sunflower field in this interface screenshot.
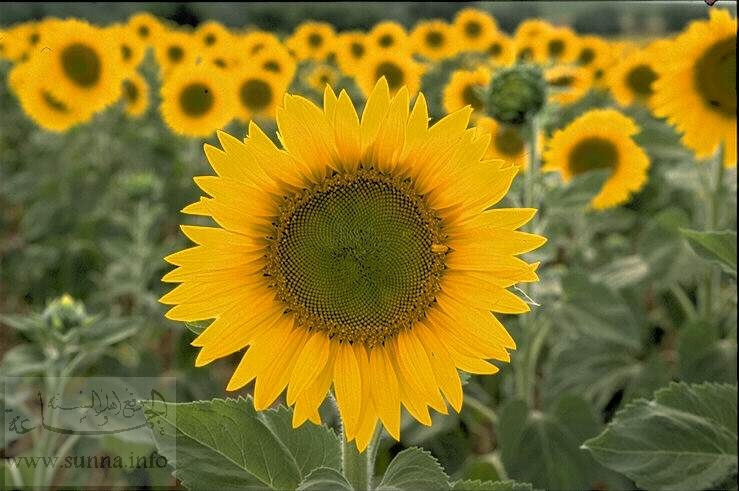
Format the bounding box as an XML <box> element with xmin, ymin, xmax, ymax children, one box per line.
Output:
<box><xmin>1</xmin><ymin>2</ymin><xmax>737</xmax><ymax>490</ymax></box>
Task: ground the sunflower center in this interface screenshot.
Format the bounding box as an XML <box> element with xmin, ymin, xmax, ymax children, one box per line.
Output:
<box><xmin>123</xmin><ymin>79</ymin><xmax>138</xmax><ymax>103</ymax></box>
<box><xmin>548</xmin><ymin>39</ymin><xmax>565</xmax><ymax>58</ymax></box>
<box><xmin>465</xmin><ymin>21</ymin><xmax>482</xmax><ymax>38</ymax></box>
<box><xmin>578</xmin><ymin>47</ymin><xmax>595</xmax><ymax>65</ymax></box>
<box><xmin>239</xmin><ymin>79</ymin><xmax>272</xmax><ymax>111</ymax></box>
<box><xmin>378</xmin><ymin>34</ymin><xmax>394</xmax><ymax>48</ymax></box>
<box><xmin>179</xmin><ymin>83</ymin><xmax>213</xmax><ymax>117</ymax></box>
<box><xmin>268</xmin><ymin>170</ymin><xmax>446</xmax><ymax>347</ymax></box>
<box><xmin>518</xmin><ymin>47</ymin><xmax>533</xmax><ymax>61</ymax></box>
<box><xmin>487</xmin><ymin>42</ymin><xmax>502</xmax><ymax>57</ymax></box>
<box><xmin>204</xmin><ymin>33</ymin><xmax>216</xmax><ymax>46</ymax></box>
<box><xmin>494</xmin><ymin>126</ymin><xmax>525</xmax><ymax>156</ymax></box>
<box><xmin>351</xmin><ymin>42</ymin><xmax>365</xmax><ymax>58</ymax></box>
<box><xmin>568</xmin><ymin>137</ymin><xmax>619</xmax><ymax>175</ymax></box>
<box><xmin>626</xmin><ymin>64</ymin><xmax>657</xmax><ymax>97</ymax></box>
<box><xmin>121</xmin><ymin>44</ymin><xmax>133</xmax><ymax>61</ymax></box>
<box><xmin>425</xmin><ymin>31</ymin><xmax>444</xmax><ymax>48</ymax></box>
<box><xmin>60</xmin><ymin>43</ymin><xmax>101</xmax><ymax>88</ymax></box>
<box><xmin>308</xmin><ymin>33</ymin><xmax>323</xmax><ymax>48</ymax></box>
<box><xmin>462</xmin><ymin>84</ymin><xmax>484</xmax><ymax>110</ymax></box>
<box><xmin>42</xmin><ymin>91</ymin><xmax>68</xmax><ymax>112</ymax></box>
<box><xmin>550</xmin><ymin>75</ymin><xmax>574</xmax><ymax>87</ymax></box>
<box><xmin>693</xmin><ymin>35</ymin><xmax>736</xmax><ymax>116</ymax></box>
<box><xmin>264</xmin><ymin>60</ymin><xmax>281</xmax><ymax>72</ymax></box>
<box><xmin>137</xmin><ymin>25</ymin><xmax>150</xmax><ymax>38</ymax></box>
<box><xmin>375</xmin><ymin>62</ymin><xmax>405</xmax><ymax>90</ymax></box>
<box><xmin>167</xmin><ymin>45</ymin><xmax>184</xmax><ymax>63</ymax></box>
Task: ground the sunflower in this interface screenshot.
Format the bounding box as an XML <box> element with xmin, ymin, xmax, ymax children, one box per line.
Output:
<box><xmin>607</xmin><ymin>47</ymin><xmax>659</xmax><ymax>108</ymax></box>
<box><xmin>369</xmin><ymin>21</ymin><xmax>410</xmax><ymax>53</ymax></box>
<box><xmin>411</xmin><ymin>20</ymin><xmax>459</xmax><ymax>61</ymax></box>
<box><xmin>541</xmin><ymin>26</ymin><xmax>580</xmax><ymax>64</ymax></box>
<box><xmin>127</xmin><ymin>12</ymin><xmax>164</xmax><ymax>45</ymax></box>
<box><xmin>652</xmin><ymin>9</ymin><xmax>736</xmax><ymax>167</ymax></box>
<box><xmin>514</xmin><ymin>39</ymin><xmax>546</xmax><ymax>64</ymax></box>
<box><xmin>443</xmin><ymin>68</ymin><xmax>491</xmax><ymax>117</ymax></box>
<box><xmin>453</xmin><ymin>8</ymin><xmax>498</xmax><ymax>52</ymax></box>
<box><xmin>575</xmin><ymin>35</ymin><xmax>613</xmax><ymax>87</ymax></box>
<box><xmin>232</xmin><ymin>67</ymin><xmax>286</xmax><ymax>122</ymax></box>
<box><xmin>354</xmin><ymin>51</ymin><xmax>424</xmax><ymax>97</ymax></box>
<box><xmin>476</xmin><ymin>116</ymin><xmax>532</xmax><ymax>170</ymax></box>
<box><xmin>30</xmin><ymin>19</ymin><xmax>122</xmax><ymax>113</ymax></box>
<box><xmin>286</xmin><ymin>21</ymin><xmax>336</xmax><ymax>61</ymax></box>
<box><xmin>546</xmin><ymin>65</ymin><xmax>592</xmax><ymax>105</ymax></box>
<box><xmin>160</xmin><ymin>63</ymin><xmax>235</xmax><ymax>137</ymax></box>
<box><xmin>306</xmin><ymin>64</ymin><xmax>341</xmax><ymax>92</ymax></box>
<box><xmin>240</xmin><ymin>31</ymin><xmax>283</xmax><ymax>56</ymax></box>
<box><xmin>543</xmin><ymin>109</ymin><xmax>650</xmax><ymax>209</ymax></box>
<box><xmin>253</xmin><ymin>44</ymin><xmax>297</xmax><ymax>86</ymax></box>
<box><xmin>336</xmin><ymin>31</ymin><xmax>369</xmax><ymax>76</ymax></box>
<box><xmin>106</xmin><ymin>24</ymin><xmax>147</xmax><ymax>74</ymax></box>
<box><xmin>154</xmin><ymin>29</ymin><xmax>197</xmax><ymax>77</ymax></box>
<box><xmin>1</xmin><ymin>20</ymin><xmax>49</xmax><ymax>62</ymax></box>
<box><xmin>483</xmin><ymin>31</ymin><xmax>516</xmax><ymax>67</ymax></box>
<box><xmin>122</xmin><ymin>72</ymin><xmax>150</xmax><ymax>118</ymax></box>
<box><xmin>195</xmin><ymin>20</ymin><xmax>233</xmax><ymax>52</ymax></box>
<box><xmin>10</xmin><ymin>62</ymin><xmax>94</xmax><ymax>132</ymax></box>
<box><xmin>161</xmin><ymin>78</ymin><xmax>546</xmax><ymax>451</ymax></box>
<box><xmin>515</xmin><ymin>18</ymin><xmax>553</xmax><ymax>42</ymax></box>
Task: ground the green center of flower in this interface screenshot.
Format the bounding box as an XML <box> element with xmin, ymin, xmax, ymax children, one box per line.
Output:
<box><xmin>488</xmin><ymin>42</ymin><xmax>502</xmax><ymax>57</ymax></box>
<box><xmin>179</xmin><ymin>83</ymin><xmax>213</xmax><ymax>117</ymax></box>
<box><xmin>61</xmin><ymin>43</ymin><xmax>101</xmax><ymax>88</ymax></box>
<box><xmin>548</xmin><ymin>39</ymin><xmax>565</xmax><ymax>58</ymax></box>
<box><xmin>268</xmin><ymin>170</ymin><xmax>446</xmax><ymax>346</ymax></box>
<box><xmin>167</xmin><ymin>45</ymin><xmax>184</xmax><ymax>63</ymax></box>
<box><xmin>626</xmin><ymin>64</ymin><xmax>657</xmax><ymax>97</ymax></box>
<box><xmin>568</xmin><ymin>137</ymin><xmax>619</xmax><ymax>175</ymax></box>
<box><xmin>42</xmin><ymin>90</ymin><xmax>68</xmax><ymax>112</ymax></box>
<box><xmin>425</xmin><ymin>30</ymin><xmax>444</xmax><ymax>48</ymax></box>
<box><xmin>462</xmin><ymin>84</ymin><xmax>484</xmax><ymax>110</ymax></box>
<box><xmin>578</xmin><ymin>47</ymin><xmax>595</xmax><ymax>65</ymax></box>
<box><xmin>465</xmin><ymin>21</ymin><xmax>482</xmax><ymax>38</ymax></box>
<box><xmin>263</xmin><ymin>60</ymin><xmax>281</xmax><ymax>72</ymax></box>
<box><xmin>494</xmin><ymin>125</ymin><xmax>525</xmax><ymax>156</ymax></box>
<box><xmin>123</xmin><ymin>79</ymin><xmax>138</xmax><ymax>103</ymax></box>
<box><xmin>550</xmin><ymin>75</ymin><xmax>574</xmax><ymax>88</ymax></box>
<box><xmin>518</xmin><ymin>46</ymin><xmax>533</xmax><ymax>61</ymax></box>
<box><xmin>29</xmin><ymin>32</ymin><xmax>40</xmax><ymax>45</ymax></box>
<box><xmin>121</xmin><ymin>44</ymin><xmax>133</xmax><ymax>61</ymax></box>
<box><xmin>308</xmin><ymin>33</ymin><xmax>323</xmax><ymax>48</ymax></box>
<box><xmin>693</xmin><ymin>35</ymin><xmax>736</xmax><ymax>116</ymax></box>
<box><xmin>137</xmin><ymin>25</ymin><xmax>150</xmax><ymax>39</ymax></box>
<box><xmin>375</xmin><ymin>62</ymin><xmax>405</xmax><ymax>90</ymax></box>
<box><xmin>204</xmin><ymin>33</ymin><xmax>216</xmax><ymax>46</ymax></box>
<box><xmin>239</xmin><ymin>79</ymin><xmax>272</xmax><ymax>112</ymax></box>
<box><xmin>378</xmin><ymin>34</ymin><xmax>394</xmax><ymax>48</ymax></box>
<box><xmin>351</xmin><ymin>42</ymin><xmax>365</xmax><ymax>58</ymax></box>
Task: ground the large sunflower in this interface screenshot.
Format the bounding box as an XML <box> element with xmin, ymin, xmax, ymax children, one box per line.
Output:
<box><xmin>286</xmin><ymin>21</ymin><xmax>336</xmax><ymax>61</ymax></box>
<box><xmin>453</xmin><ymin>8</ymin><xmax>498</xmax><ymax>52</ymax></box>
<box><xmin>122</xmin><ymin>72</ymin><xmax>150</xmax><ymax>118</ymax></box>
<box><xmin>161</xmin><ymin>79</ymin><xmax>546</xmax><ymax>451</ymax></box>
<box><xmin>369</xmin><ymin>21</ymin><xmax>410</xmax><ymax>53</ymax></box>
<box><xmin>651</xmin><ymin>9</ymin><xmax>736</xmax><ymax>167</ymax></box>
<box><xmin>608</xmin><ymin>46</ymin><xmax>659</xmax><ymax>108</ymax></box>
<box><xmin>443</xmin><ymin>68</ymin><xmax>491</xmax><ymax>118</ymax></box>
<box><xmin>546</xmin><ymin>65</ymin><xmax>592</xmax><ymax>106</ymax></box>
<box><xmin>232</xmin><ymin>67</ymin><xmax>286</xmax><ymax>122</ymax></box>
<box><xmin>355</xmin><ymin>51</ymin><xmax>424</xmax><ymax>97</ymax></box>
<box><xmin>336</xmin><ymin>31</ymin><xmax>369</xmax><ymax>76</ymax></box>
<box><xmin>160</xmin><ymin>63</ymin><xmax>235</xmax><ymax>137</ymax></box>
<box><xmin>411</xmin><ymin>20</ymin><xmax>459</xmax><ymax>61</ymax></box>
<box><xmin>543</xmin><ymin>109</ymin><xmax>650</xmax><ymax>209</ymax></box>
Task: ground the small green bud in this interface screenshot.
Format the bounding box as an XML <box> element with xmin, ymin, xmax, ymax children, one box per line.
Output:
<box><xmin>43</xmin><ymin>294</ymin><xmax>87</xmax><ymax>331</ymax></box>
<box><xmin>486</xmin><ymin>64</ymin><xmax>547</xmax><ymax>125</ymax></box>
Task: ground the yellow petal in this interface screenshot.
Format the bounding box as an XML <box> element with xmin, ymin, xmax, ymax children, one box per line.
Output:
<box><xmin>287</xmin><ymin>331</ymin><xmax>331</xmax><ymax>405</ymax></box>
<box><xmin>254</xmin><ymin>325</ymin><xmax>308</xmax><ymax>410</ymax></box>
<box><xmin>360</xmin><ymin>78</ymin><xmax>390</xmax><ymax>152</ymax></box>
<box><xmin>368</xmin><ymin>347</ymin><xmax>401</xmax><ymax>440</ymax></box>
<box><xmin>333</xmin><ymin>342</ymin><xmax>362</xmax><ymax>436</ymax></box>
<box><xmin>413</xmin><ymin>324</ymin><xmax>463</xmax><ymax>412</ymax></box>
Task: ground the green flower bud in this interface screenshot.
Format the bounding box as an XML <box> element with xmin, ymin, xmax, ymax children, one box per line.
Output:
<box><xmin>486</xmin><ymin>64</ymin><xmax>547</xmax><ymax>125</ymax></box>
<box><xmin>43</xmin><ymin>294</ymin><xmax>87</xmax><ymax>331</ymax></box>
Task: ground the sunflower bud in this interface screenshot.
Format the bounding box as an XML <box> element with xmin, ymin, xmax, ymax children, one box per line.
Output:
<box><xmin>43</xmin><ymin>294</ymin><xmax>87</xmax><ymax>331</ymax></box>
<box><xmin>486</xmin><ymin>64</ymin><xmax>547</xmax><ymax>125</ymax></box>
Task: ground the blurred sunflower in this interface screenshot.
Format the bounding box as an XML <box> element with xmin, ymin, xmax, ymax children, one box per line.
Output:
<box><xmin>241</xmin><ymin>30</ymin><xmax>283</xmax><ymax>56</ymax></box>
<box><xmin>1</xmin><ymin>20</ymin><xmax>44</xmax><ymax>62</ymax></box>
<box><xmin>253</xmin><ymin>45</ymin><xmax>297</xmax><ymax>86</ymax></box>
<box><xmin>514</xmin><ymin>39</ymin><xmax>545</xmax><ymax>64</ymax></box>
<box><xmin>542</xmin><ymin>26</ymin><xmax>580</xmax><ymax>64</ymax></box>
<box><xmin>369</xmin><ymin>21</ymin><xmax>410</xmax><ymax>53</ymax></box>
<box><xmin>160</xmin><ymin>63</ymin><xmax>235</xmax><ymax>137</ymax></box>
<box><xmin>154</xmin><ymin>29</ymin><xmax>196</xmax><ymax>77</ymax></box>
<box><xmin>453</xmin><ymin>8</ymin><xmax>498</xmax><ymax>52</ymax></box>
<box><xmin>31</xmin><ymin>19</ymin><xmax>123</xmax><ymax>112</ymax></box>
<box><xmin>127</xmin><ymin>12</ymin><xmax>163</xmax><ymax>44</ymax></box>
<box><xmin>287</xmin><ymin>21</ymin><xmax>335</xmax><ymax>61</ymax></box>
<box><xmin>336</xmin><ymin>31</ymin><xmax>369</xmax><ymax>76</ymax></box>
<box><xmin>575</xmin><ymin>35</ymin><xmax>612</xmax><ymax>78</ymax></box>
<box><xmin>306</xmin><ymin>64</ymin><xmax>341</xmax><ymax>92</ymax></box>
<box><xmin>608</xmin><ymin>48</ymin><xmax>659</xmax><ymax>108</ymax></box>
<box><xmin>546</xmin><ymin>65</ymin><xmax>592</xmax><ymax>105</ymax></box>
<box><xmin>106</xmin><ymin>24</ymin><xmax>147</xmax><ymax>74</ymax></box>
<box><xmin>515</xmin><ymin>18</ymin><xmax>553</xmax><ymax>42</ymax></box>
<box><xmin>543</xmin><ymin>109</ymin><xmax>650</xmax><ymax>209</ymax></box>
<box><xmin>122</xmin><ymin>72</ymin><xmax>150</xmax><ymax>118</ymax></box>
<box><xmin>476</xmin><ymin>116</ymin><xmax>531</xmax><ymax>169</ymax></box>
<box><xmin>652</xmin><ymin>9</ymin><xmax>736</xmax><ymax>167</ymax></box>
<box><xmin>443</xmin><ymin>68</ymin><xmax>491</xmax><ymax>117</ymax></box>
<box><xmin>195</xmin><ymin>20</ymin><xmax>233</xmax><ymax>52</ymax></box>
<box><xmin>233</xmin><ymin>68</ymin><xmax>286</xmax><ymax>122</ymax></box>
<box><xmin>162</xmin><ymin>78</ymin><xmax>545</xmax><ymax>451</ymax></box>
<box><xmin>355</xmin><ymin>51</ymin><xmax>424</xmax><ymax>97</ymax></box>
<box><xmin>411</xmin><ymin>20</ymin><xmax>458</xmax><ymax>61</ymax></box>
<box><xmin>483</xmin><ymin>31</ymin><xmax>516</xmax><ymax>67</ymax></box>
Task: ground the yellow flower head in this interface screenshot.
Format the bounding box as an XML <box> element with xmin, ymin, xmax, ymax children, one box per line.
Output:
<box><xmin>453</xmin><ymin>8</ymin><xmax>498</xmax><ymax>52</ymax></box>
<box><xmin>483</xmin><ymin>31</ymin><xmax>516</xmax><ymax>67</ymax></box>
<box><xmin>122</xmin><ymin>71</ymin><xmax>150</xmax><ymax>118</ymax></box>
<box><xmin>154</xmin><ymin>28</ymin><xmax>197</xmax><ymax>78</ymax></box>
<box><xmin>232</xmin><ymin>67</ymin><xmax>287</xmax><ymax>122</ymax></box>
<box><xmin>607</xmin><ymin>46</ymin><xmax>659</xmax><ymax>109</ymax></box>
<box><xmin>354</xmin><ymin>51</ymin><xmax>424</xmax><ymax>98</ymax></box>
<box><xmin>542</xmin><ymin>26</ymin><xmax>581</xmax><ymax>64</ymax></box>
<box><xmin>476</xmin><ymin>116</ymin><xmax>535</xmax><ymax>170</ymax></box>
<box><xmin>240</xmin><ymin>30</ymin><xmax>283</xmax><ymax>56</ymax></box>
<box><xmin>195</xmin><ymin>20</ymin><xmax>233</xmax><ymax>52</ymax></box>
<box><xmin>106</xmin><ymin>24</ymin><xmax>148</xmax><ymax>75</ymax></box>
<box><xmin>369</xmin><ymin>21</ymin><xmax>410</xmax><ymax>53</ymax></box>
<box><xmin>127</xmin><ymin>12</ymin><xmax>164</xmax><ymax>45</ymax></box>
<box><xmin>411</xmin><ymin>20</ymin><xmax>459</xmax><ymax>61</ymax></box>
<box><xmin>546</xmin><ymin>65</ymin><xmax>593</xmax><ymax>105</ymax></box>
<box><xmin>443</xmin><ymin>68</ymin><xmax>492</xmax><ymax>117</ymax></box>
<box><xmin>336</xmin><ymin>31</ymin><xmax>369</xmax><ymax>76</ymax></box>
<box><xmin>306</xmin><ymin>64</ymin><xmax>341</xmax><ymax>92</ymax></box>
<box><xmin>543</xmin><ymin>109</ymin><xmax>650</xmax><ymax>209</ymax></box>
<box><xmin>162</xmin><ymin>79</ymin><xmax>545</xmax><ymax>451</ymax></box>
<box><xmin>252</xmin><ymin>44</ymin><xmax>297</xmax><ymax>86</ymax></box>
<box><xmin>287</xmin><ymin>21</ymin><xmax>336</xmax><ymax>61</ymax></box>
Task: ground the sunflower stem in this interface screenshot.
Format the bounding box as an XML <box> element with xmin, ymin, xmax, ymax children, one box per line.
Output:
<box><xmin>699</xmin><ymin>144</ymin><xmax>724</xmax><ymax>321</ymax></box>
<box><xmin>524</xmin><ymin>117</ymin><xmax>540</xmax><ymax>212</ymax></box>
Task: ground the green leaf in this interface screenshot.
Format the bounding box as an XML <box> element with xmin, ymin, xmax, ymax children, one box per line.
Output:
<box><xmin>583</xmin><ymin>382</ymin><xmax>738</xmax><ymax>491</ymax></box>
<box><xmin>376</xmin><ymin>447</ymin><xmax>450</xmax><ymax>491</ymax></box>
<box><xmin>592</xmin><ymin>255</ymin><xmax>649</xmax><ymax>290</ymax></box>
<box><xmin>297</xmin><ymin>467</ymin><xmax>353</xmax><ymax>491</ymax></box>
<box><xmin>680</xmin><ymin>229</ymin><xmax>737</xmax><ymax>274</ymax></box>
<box><xmin>677</xmin><ymin>322</ymin><xmax>737</xmax><ymax>384</ymax></box>
<box><xmin>451</xmin><ymin>479</ymin><xmax>533</xmax><ymax>490</ymax></box>
<box><xmin>1</xmin><ymin>344</ymin><xmax>48</xmax><ymax>376</ymax></box>
<box><xmin>144</xmin><ymin>396</ymin><xmax>341</xmax><ymax>490</ymax></box>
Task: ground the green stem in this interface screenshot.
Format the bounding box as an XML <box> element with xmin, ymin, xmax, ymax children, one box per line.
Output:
<box><xmin>670</xmin><ymin>284</ymin><xmax>697</xmax><ymax>321</ymax></box>
<box><xmin>524</xmin><ymin>321</ymin><xmax>551</xmax><ymax>408</ymax></box>
<box><xmin>524</xmin><ymin>117</ymin><xmax>540</xmax><ymax>211</ymax></box>
<box><xmin>700</xmin><ymin>145</ymin><xmax>724</xmax><ymax>320</ymax></box>
<box><xmin>464</xmin><ymin>396</ymin><xmax>499</xmax><ymax>426</ymax></box>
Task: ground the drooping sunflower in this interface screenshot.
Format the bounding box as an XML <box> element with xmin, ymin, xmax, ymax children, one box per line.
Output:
<box><xmin>286</xmin><ymin>21</ymin><xmax>336</xmax><ymax>61</ymax></box>
<box><xmin>476</xmin><ymin>116</ymin><xmax>531</xmax><ymax>170</ymax></box>
<box><xmin>354</xmin><ymin>51</ymin><xmax>424</xmax><ymax>97</ymax></box>
<box><xmin>607</xmin><ymin>47</ymin><xmax>659</xmax><ymax>108</ymax></box>
<box><xmin>336</xmin><ymin>31</ymin><xmax>369</xmax><ymax>76</ymax></box>
<box><xmin>443</xmin><ymin>68</ymin><xmax>491</xmax><ymax>117</ymax></box>
<box><xmin>545</xmin><ymin>65</ymin><xmax>593</xmax><ymax>105</ymax></box>
<box><xmin>30</xmin><ymin>19</ymin><xmax>123</xmax><ymax>113</ymax></box>
<box><xmin>483</xmin><ymin>31</ymin><xmax>516</xmax><ymax>67</ymax></box>
<box><xmin>543</xmin><ymin>109</ymin><xmax>650</xmax><ymax>209</ymax></box>
<box><xmin>232</xmin><ymin>67</ymin><xmax>286</xmax><ymax>122</ymax></box>
<box><xmin>161</xmin><ymin>78</ymin><xmax>546</xmax><ymax>451</ymax></box>
<box><xmin>453</xmin><ymin>8</ymin><xmax>498</xmax><ymax>52</ymax></box>
<box><xmin>154</xmin><ymin>29</ymin><xmax>197</xmax><ymax>78</ymax></box>
<box><xmin>253</xmin><ymin>45</ymin><xmax>297</xmax><ymax>86</ymax></box>
<box><xmin>541</xmin><ymin>26</ymin><xmax>580</xmax><ymax>64</ymax></box>
<box><xmin>306</xmin><ymin>64</ymin><xmax>341</xmax><ymax>92</ymax></box>
<box><xmin>160</xmin><ymin>63</ymin><xmax>235</xmax><ymax>137</ymax></box>
<box><xmin>369</xmin><ymin>21</ymin><xmax>410</xmax><ymax>53</ymax></box>
<box><xmin>411</xmin><ymin>20</ymin><xmax>459</xmax><ymax>61</ymax></box>
<box><xmin>651</xmin><ymin>9</ymin><xmax>736</xmax><ymax>167</ymax></box>
<box><xmin>121</xmin><ymin>72</ymin><xmax>150</xmax><ymax>118</ymax></box>
<box><xmin>127</xmin><ymin>12</ymin><xmax>164</xmax><ymax>45</ymax></box>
